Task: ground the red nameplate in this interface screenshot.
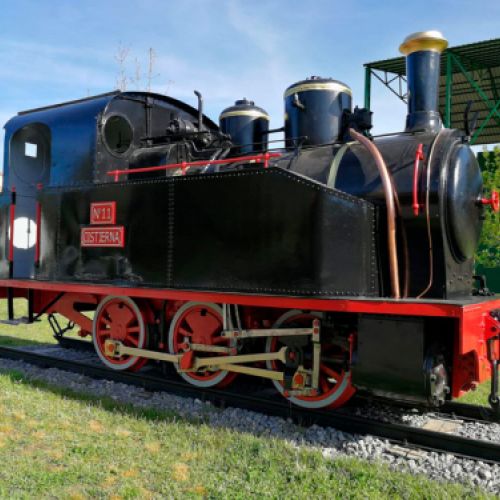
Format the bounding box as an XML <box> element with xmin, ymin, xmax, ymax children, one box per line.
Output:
<box><xmin>90</xmin><ymin>202</ymin><xmax>116</xmax><ymax>225</ymax></box>
<box><xmin>81</xmin><ymin>226</ymin><xmax>125</xmax><ymax>248</ymax></box>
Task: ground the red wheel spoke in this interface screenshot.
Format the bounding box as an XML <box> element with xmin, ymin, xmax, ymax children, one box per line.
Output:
<box><xmin>125</xmin><ymin>315</ymin><xmax>137</xmax><ymax>328</ymax></box>
<box><xmin>320</xmin><ymin>363</ymin><xmax>341</xmax><ymax>380</ymax></box>
<box><xmin>320</xmin><ymin>377</ymin><xmax>330</xmax><ymax>394</ymax></box>
<box><xmin>127</xmin><ymin>336</ymin><xmax>139</xmax><ymax>347</ymax></box>
<box><xmin>185</xmin><ymin>312</ymin><xmax>221</xmax><ymax>339</ymax></box>
<box><xmin>179</xmin><ymin>327</ymin><xmax>193</xmax><ymax>337</ymax></box>
<box><xmin>101</xmin><ymin>317</ymin><xmax>112</xmax><ymax>327</ymax></box>
<box><xmin>183</xmin><ymin>312</ymin><xmax>206</xmax><ymax>335</ymax></box>
<box><xmin>273</xmin><ymin>361</ymin><xmax>282</xmax><ymax>370</ymax></box>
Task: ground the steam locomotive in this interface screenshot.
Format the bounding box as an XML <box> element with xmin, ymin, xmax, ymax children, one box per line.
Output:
<box><xmin>1</xmin><ymin>31</ymin><xmax>499</xmax><ymax>411</ymax></box>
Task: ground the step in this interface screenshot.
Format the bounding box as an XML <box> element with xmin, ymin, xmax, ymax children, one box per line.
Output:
<box><xmin>0</xmin><ymin>317</ymin><xmax>31</xmax><ymax>326</ymax></box>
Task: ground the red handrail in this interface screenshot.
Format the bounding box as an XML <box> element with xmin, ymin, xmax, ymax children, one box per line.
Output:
<box><xmin>412</xmin><ymin>143</ymin><xmax>425</xmax><ymax>217</ymax></box>
<box><xmin>35</xmin><ymin>183</ymin><xmax>43</xmax><ymax>265</ymax></box>
<box><xmin>8</xmin><ymin>188</ymin><xmax>16</xmax><ymax>262</ymax></box>
<box><xmin>479</xmin><ymin>190</ymin><xmax>499</xmax><ymax>212</ymax></box>
<box><xmin>107</xmin><ymin>152</ymin><xmax>282</xmax><ymax>182</ymax></box>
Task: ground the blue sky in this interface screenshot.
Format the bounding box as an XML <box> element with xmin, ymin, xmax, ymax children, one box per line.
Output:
<box><xmin>1</xmin><ymin>0</ymin><xmax>499</xmax><ymax>163</ymax></box>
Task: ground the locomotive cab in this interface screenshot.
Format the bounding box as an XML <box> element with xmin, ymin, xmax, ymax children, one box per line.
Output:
<box><xmin>1</xmin><ymin>91</ymin><xmax>222</xmax><ymax>280</ymax></box>
<box><xmin>5</xmin><ymin>123</ymin><xmax>50</xmax><ymax>279</ymax></box>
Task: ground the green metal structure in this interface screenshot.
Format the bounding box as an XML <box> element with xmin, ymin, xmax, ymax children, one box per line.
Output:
<box><xmin>364</xmin><ymin>37</ymin><xmax>500</xmax><ymax>145</ymax></box>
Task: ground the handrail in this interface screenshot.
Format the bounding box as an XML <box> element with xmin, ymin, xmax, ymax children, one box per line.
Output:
<box><xmin>479</xmin><ymin>190</ymin><xmax>499</xmax><ymax>212</ymax></box>
<box><xmin>412</xmin><ymin>143</ymin><xmax>425</xmax><ymax>216</ymax></box>
<box><xmin>8</xmin><ymin>187</ymin><xmax>16</xmax><ymax>266</ymax></box>
<box><xmin>107</xmin><ymin>152</ymin><xmax>282</xmax><ymax>181</ymax></box>
<box><xmin>35</xmin><ymin>183</ymin><xmax>43</xmax><ymax>266</ymax></box>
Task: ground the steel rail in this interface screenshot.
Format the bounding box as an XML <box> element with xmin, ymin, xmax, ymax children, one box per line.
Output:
<box><xmin>0</xmin><ymin>343</ymin><xmax>499</xmax><ymax>464</ymax></box>
<box><xmin>352</xmin><ymin>392</ymin><xmax>499</xmax><ymax>424</ymax></box>
<box><xmin>441</xmin><ymin>401</ymin><xmax>499</xmax><ymax>422</ymax></box>
<box><xmin>59</xmin><ymin>336</ymin><xmax>498</xmax><ymax>422</ymax></box>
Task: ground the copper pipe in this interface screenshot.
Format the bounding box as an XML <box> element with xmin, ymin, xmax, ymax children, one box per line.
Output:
<box><xmin>349</xmin><ymin>129</ymin><xmax>400</xmax><ymax>299</ymax></box>
<box><xmin>392</xmin><ymin>189</ymin><xmax>410</xmax><ymax>298</ymax></box>
<box><xmin>416</xmin><ymin>130</ymin><xmax>446</xmax><ymax>299</ymax></box>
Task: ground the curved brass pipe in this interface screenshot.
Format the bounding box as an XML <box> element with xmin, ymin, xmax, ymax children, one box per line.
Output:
<box><xmin>349</xmin><ymin>129</ymin><xmax>401</xmax><ymax>299</ymax></box>
<box><xmin>416</xmin><ymin>129</ymin><xmax>447</xmax><ymax>299</ymax></box>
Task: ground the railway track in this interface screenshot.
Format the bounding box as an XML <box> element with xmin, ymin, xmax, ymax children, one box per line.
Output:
<box><xmin>355</xmin><ymin>394</ymin><xmax>498</xmax><ymax>424</ymax></box>
<box><xmin>0</xmin><ymin>337</ymin><xmax>499</xmax><ymax>465</ymax></box>
<box><xmin>55</xmin><ymin>336</ymin><xmax>500</xmax><ymax>424</ymax></box>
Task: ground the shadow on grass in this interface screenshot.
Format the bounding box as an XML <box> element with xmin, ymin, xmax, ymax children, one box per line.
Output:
<box><xmin>0</xmin><ymin>358</ymin><xmax>492</xmax><ymax>436</ymax></box>
<box><xmin>0</xmin><ymin>335</ymin><xmax>57</xmax><ymax>347</ymax></box>
<box><xmin>2</xmin><ymin>368</ymin><xmax>191</xmax><ymax>425</ymax></box>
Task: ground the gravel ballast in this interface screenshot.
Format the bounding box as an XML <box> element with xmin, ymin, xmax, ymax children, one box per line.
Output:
<box><xmin>0</xmin><ymin>353</ymin><xmax>499</xmax><ymax>493</ymax></box>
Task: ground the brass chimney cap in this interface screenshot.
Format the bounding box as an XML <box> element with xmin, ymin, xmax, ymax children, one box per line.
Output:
<box><xmin>399</xmin><ymin>30</ymin><xmax>448</xmax><ymax>55</ymax></box>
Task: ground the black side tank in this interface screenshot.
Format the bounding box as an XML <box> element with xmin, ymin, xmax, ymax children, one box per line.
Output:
<box><xmin>284</xmin><ymin>76</ymin><xmax>352</xmax><ymax>147</ymax></box>
<box><xmin>219</xmin><ymin>99</ymin><xmax>269</xmax><ymax>154</ymax></box>
<box><xmin>284</xmin><ymin>130</ymin><xmax>483</xmax><ymax>299</ymax></box>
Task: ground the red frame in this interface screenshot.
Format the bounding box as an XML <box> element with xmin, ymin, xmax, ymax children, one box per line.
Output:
<box><xmin>90</xmin><ymin>202</ymin><xmax>117</xmax><ymax>225</ymax></box>
<box><xmin>2</xmin><ymin>278</ymin><xmax>499</xmax><ymax>400</ymax></box>
<box><xmin>2</xmin><ymin>278</ymin><xmax>498</xmax><ymax>317</ymax></box>
<box><xmin>0</xmin><ymin>278</ymin><xmax>481</xmax><ymax>316</ymax></box>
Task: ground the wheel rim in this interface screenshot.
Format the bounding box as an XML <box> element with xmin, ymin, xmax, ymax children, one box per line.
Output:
<box><xmin>93</xmin><ymin>296</ymin><xmax>147</xmax><ymax>371</ymax></box>
<box><xmin>266</xmin><ymin>310</ymin><xmax>355</xmax><ymax>409</ymax></box>
<box><xmin>168</xmin><ymin>302</ymin><xmax>237</xmax><ymax>388</ymax></box>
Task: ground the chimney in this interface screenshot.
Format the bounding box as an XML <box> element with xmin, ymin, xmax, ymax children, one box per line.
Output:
<box><xmin>399</xmin><ymin>31</ymin><xmax>448</xmax><ymax>133</ymax></box>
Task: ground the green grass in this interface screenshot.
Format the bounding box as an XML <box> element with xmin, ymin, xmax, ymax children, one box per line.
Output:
<box><xmin>0</xmin><ymin>299</ymin><xmax>495</xmax><ymax>497</ymax></box>
<box><xmin>459</xmin><ymin>382</ymin><xmax>491</xmax><ymax>407</ymax></box>
<box><xmin>0</xmin><ymin>370</ymin><xmax>492</xmax><ymax>499</ymax></box>
<box><xmin>0</xmin><ymin>299</ymin><xmax>84</xmax><ymax>346</ymax></box>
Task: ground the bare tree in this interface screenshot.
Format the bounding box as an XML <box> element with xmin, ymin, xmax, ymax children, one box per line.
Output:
<box><xmin>114</xmin><ymin>45</ymin><xmax>168</xmax><ymax>93</ymax></box>
<box><xmin>165</xmin><ymin>79</ymin><xmax>175</xmax><ymax>95</ymax></box>
<box><xmin>146</xmin><ymin>48</ymin><xmax>160</xmax><ymax>92</ymax></box>
<box><xmin>132</xmin><ymin>57</ymin><xmax>142</xmax><ymax>89</ymax></box>
<box><xmin>115</xmin><ymin>43</ymin><xmax>130</xmax><ymax>91</ymax></box>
